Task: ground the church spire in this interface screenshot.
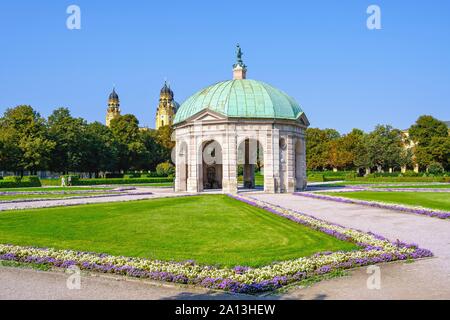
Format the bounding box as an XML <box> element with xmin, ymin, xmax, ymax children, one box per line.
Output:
<box><xmin>106</xmin><ymin>87</ymin><xmax>121</xmax><ymax>127</ymax></box>
<box><xmin>233</xmin><ymin>44</ymin><xmax>247</xmax><ymax>80</ymax></box>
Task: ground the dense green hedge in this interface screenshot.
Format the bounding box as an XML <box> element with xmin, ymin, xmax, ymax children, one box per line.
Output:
<box><xmin>307</xmin><ymin>171</ymin><xmax>357</xmax><ymax>182</ymax></box>
<box><xmin>73</xmin><ymin>177</ymin><xmax>174</xmax><ymax>186</ymax></box>
<box><xmin>0</xmin><ymin>176</ymin><xmax>42</xmax><ymax>188</ymax></box>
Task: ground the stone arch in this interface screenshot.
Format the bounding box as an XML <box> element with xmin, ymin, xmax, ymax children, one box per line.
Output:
<box><xmin>237</xmin><ymin>138</ymin><xmax>265</xmax><ymax>189</ymax></box>
<box><xmin>199</xmin><ymin>139</ymin><xmax>223</xmax><ymax>191</ymax></box>
<box><xmin>279</xmin><ymin>137</ymin><xmax>288</xmax><ymax>192</ymax></box>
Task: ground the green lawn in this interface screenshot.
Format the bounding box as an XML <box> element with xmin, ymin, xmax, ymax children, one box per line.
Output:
<box><xmin>0</xmin><ymin>192</ymin><xmax>110</xmax><ymax>201</ymax></box>
<box><xmin>321</xmin><ymin>191</ymin><xmax>450</xmax><ymax>211</ymax></box>
<box><xmin>0</xmin><ymin>195</ymin><xmax>357</xmax><ymax>267</ymax></box>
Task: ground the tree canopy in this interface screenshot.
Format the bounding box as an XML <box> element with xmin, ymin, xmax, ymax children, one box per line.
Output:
<box><xmin>0</xmin><ymin>106</ymin><xmax>172</xmax><ymax>175</ymax></box>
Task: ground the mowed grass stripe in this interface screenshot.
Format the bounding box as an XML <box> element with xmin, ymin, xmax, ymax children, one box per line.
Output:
<box><xmin>0</xmin><ymin>195</ymin><xmax>357</xmax><ymax>267</ymax></box>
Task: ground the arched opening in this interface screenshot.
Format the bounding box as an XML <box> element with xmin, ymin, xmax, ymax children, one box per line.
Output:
<box><xmin>237</xmin><ymin>138</ymin><xmax>264</xmax><ymax>189</ymax></box>
<box><xmin>177</xmin><ymin>141</ymin><xmax>188</xmax><ymax>191</ymax></box>
<box><xmin>200</xmin><ymin>140</ymin><xmax>223</xmax><ymax>190</ymax></box>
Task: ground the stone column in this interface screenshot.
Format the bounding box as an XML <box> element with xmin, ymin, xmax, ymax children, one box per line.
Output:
<box><xmin>296</xmin><ymin>135</ymin><xmax>307</xmax><ymax>191</ymax></box>
<box><xmin>278</xmin><ymin>135</ymin><xmax>288</xmax><ymax>193</ymax></box>
<box><xmin>222</xmin><ymin>125</ymin><xmax>238</xmax><ymax>194</ymax></box>
<box><xmin>264</xmin><ymin>130</ymin><xmax>277</xmax><ymax>193</ymax></box>
<box><xmin>187</xmin><ymin>131</ymin><xmax>199</xmax><ymax>193</ymax></box>
<box><xmin>286</xmin><ymin>135</ymin><xmax>296</xmax><ymax>193</ymax></box>
<box><xmin>175</xmin><ymin>142</ymin><xmax>184</xmax><ymax>192</ymax></box>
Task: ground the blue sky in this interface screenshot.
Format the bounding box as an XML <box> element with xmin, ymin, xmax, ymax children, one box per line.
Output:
<box><xmin>0</xmin><ymin>0</ymin><xmax>449</xmax><ymax>132</ymax></box>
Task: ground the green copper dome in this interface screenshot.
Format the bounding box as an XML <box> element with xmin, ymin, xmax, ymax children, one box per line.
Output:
<box><xmin>174</xmin><ymin>79</ymin><xmax>305</xmax><ymax>124</ymax></box>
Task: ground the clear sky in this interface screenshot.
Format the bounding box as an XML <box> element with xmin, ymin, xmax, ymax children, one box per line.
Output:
<box><xmin>0</xmin><ymin>0</ymin><xmax>449</xmax><ymax>132</ymax></box>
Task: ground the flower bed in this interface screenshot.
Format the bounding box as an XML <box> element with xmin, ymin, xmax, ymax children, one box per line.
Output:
<box><xmin>0</xmin><ymin>190</ymin><xmax>115</xmax><ymax>196</ymax></box>
<box><xmin>0</xmin><ymin>192</ymin><xmax>154</xmax><ymax>205</ymax></box>
<box><xmin>295</xmin><ymin>192</ymin><xmax>450</xmax><ymax>219</ymax></box>
<box><xmin>0</xmin><ymin>194</ymin><xmax>433</xmax><ymax>294</ymax></box>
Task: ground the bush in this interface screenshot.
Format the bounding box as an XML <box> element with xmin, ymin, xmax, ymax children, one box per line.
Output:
<box><xmin>41</xmin><ymin>179</ymin><xmax>61</xmax><ymax>186</ymax></box>
<box><xmin>156</xmin><ymin>162</ymin><xmax>175</xmax><ymax>177</ymax></box>
<box><xmin>427</xmin><ymin>162</ymin><xmax>445</xmax><ymax>175</ymax></box>
<box><xmin>307</xmin><ymin>174</ymin><xmax>324</xmax><ymax>182</ymax></box>
<box><xmin>61</xmin><ymin>175</ymin><xmax>80</xmax><ymax>186</ymax></box>
<box><xmin>105</xmin><ymin>173</ymin><xmax>124</xmax><ymax>179</ymax></box>
<box><xmin>22</xmin><ymin>176</ymin><xmax>42</xmax><ymax>187</ymax></box>
<box><xmin>402</xmin><ymin>171</ymin><xmax>421</xmax><ymax>177</ymax></box>
<box><xmin>0</xmin><ymin>176</ymin><xmax>42</xmax><ymax>188</ymax></box>
<box><xmin>3</xmin><ymin>176</ymin><xmax>22</xmax><ymax>183</ymax></box>
<box><xmin>345</xmin><ymin>172</ymin><xmax>357</xmax><ymax>180</ymax></box>
<box><xmin>145</xmin><ymin>172</ymin><xmax>160</xmax><ymax>178</ymax></box>
<box><xmin>72</xmin><ymin>177</ymin><xmax>174</xmax><ymax>186</ymax></box>
<box><xmin>124</xmin><ymin>173</ymin><xmax>141</xmax><ymax>179</ymax></box>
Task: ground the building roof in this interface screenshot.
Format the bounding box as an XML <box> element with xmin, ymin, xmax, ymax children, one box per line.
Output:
<box><xmin>174</xmin><ymin>79</ymin><xmax>305</xmax><ymax>124</ymax></box>
<box><xmin>109</xmin><ymin>88</ymin><xmax>119</xmax><ymax>101</ymax></box>
<box><xmin>160</xmin><ymin>81</ymin><xmax>173</xmax><ymax>96</ymax></box>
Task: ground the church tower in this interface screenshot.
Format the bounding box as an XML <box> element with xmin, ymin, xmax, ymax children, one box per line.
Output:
<box><xmin>155</xmin><ymin>81</ymin><xmax>179</xmax><ymax>129</ymax></box>
<box><xmin>106</xmin><ymin>88</ymin><xmax>120</xmax><ymax>127</ymax></box>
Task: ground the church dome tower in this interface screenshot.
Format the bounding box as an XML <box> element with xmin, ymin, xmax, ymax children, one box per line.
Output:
<box><xmin>106</xmin><ymin>88</ymin><xmax>121</xmax><ymax>127</ymax></box>
<box><xmin>155</xmin><ymin>81</ymin><xmax>179</xmax><ymax>129</ymax></box>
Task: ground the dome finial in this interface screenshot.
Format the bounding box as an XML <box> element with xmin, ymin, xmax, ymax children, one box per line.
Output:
<box><xmin>234</xmin><ymin>43</ymin><xmax>246</xmax><ymax>69</ymax></box>
<box><xmin>109</xmin><ymin>86</ymin><xmax>119</xmax><ymax>101</ymax></box>
<box><xmin>233</xmin><ymin>44</ymin><xmax>247</xmax><ymax>80</ymax></box>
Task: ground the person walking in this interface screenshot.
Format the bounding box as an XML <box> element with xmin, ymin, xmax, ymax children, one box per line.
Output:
<box><xmin>61</xmin><ymin>176</ymin><xmax>66</xmax><ymax>187</ymax></box>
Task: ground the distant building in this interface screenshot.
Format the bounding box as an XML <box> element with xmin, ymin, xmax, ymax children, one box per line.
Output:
<box><xmin>155</xmin><ymin>82</ymin><xmax>179</xmax><ymax>130</ymax></box>
<box><xmin>105</xmin><ymin>88</ymin><xmax>120</xmax><ymax>127</ymax></box>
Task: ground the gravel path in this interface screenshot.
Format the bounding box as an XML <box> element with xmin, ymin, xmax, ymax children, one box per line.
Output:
<box><xmin>250</xmin><ymin>193</ymin><xmax>450</xmax><ymax>299</ymax></box>
<box><xmin>0</xmin><ymin>187</ymin><xmax>190</xmax><ymax>211</ymax></box>
<box><xmin>0</xmin><ymin>266</ymin><xmax>251</xmax><ymax>300</ymax></box>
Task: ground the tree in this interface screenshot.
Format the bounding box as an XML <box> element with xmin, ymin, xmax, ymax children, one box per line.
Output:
<box><xmin>428</xmin><ymin>136</ymin><xmax>450</xmax><ymax>170</ymax></box>
<box><xmin>110</xmin><ymin>114</ymin><xmax>148</xmax><ymax>171</ymax></box>
<box><xmin>153</xmin><ymin>125</ymin><xmax>175</xmax><ymax>164</ymax></box>
<box><xmin>306</xmin><ymin>128</ymin><xmax>340</xmax><ymax>170</ymax></box>
<box><xmin>48</xmin><ymin>108</ymin><xmax>87</xmax><ymax>174</ymax></box>
<box><xmin>81</xmin><ymin>122</ymin><xmax>118</xmax><ymax>176</ymax></box>
<box><xmin>409</xmin><ymin>116</ymin><xmax>449</xmax><ymax>169</ymax></box>
<box><xmin>140</xmin><ymin>129</ymin><xmax>163</xmax><ymax>171</ymax></box>
<box><xmin>328</xmin><ymin>129</ymin><xmax>365</xmax><ymax>170</ymax></box>
<box><xmin>365</xmin><ymin>125</ymin><xmax>405</xmax><ymax>172</ymax></box>
<box><xmin>409</xmin><ymin>115</ymin><xmax>448</xmax><ymax>147</ymax></box>
<box><xmin>0</xmin><ymin>105</ymin><xmax>54</xmax><ymax>174</ymax></box>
